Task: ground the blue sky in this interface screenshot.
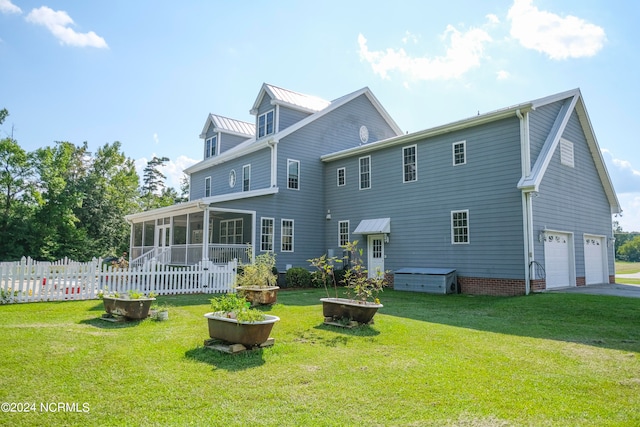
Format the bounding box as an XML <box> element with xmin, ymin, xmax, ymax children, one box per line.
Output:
<box><xmin>1</xmin><ymin>0</ymin><xmax>639</xmax><ymax>231</ymax></box>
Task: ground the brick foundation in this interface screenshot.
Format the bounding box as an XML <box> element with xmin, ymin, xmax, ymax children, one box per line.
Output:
<box><xmin>458</xmin><ymin>276</ymin><xmax>527</xmax><ymax>296</ymax></box>
<box><xmin>576</xmin><ymin>276</ymin><xmax>586</xmax><ymax>287</ymax></box>
<box><xmin>609</xmin><ymin>275</ymin><xmax>615</xmax><ymax>284</ymax></box>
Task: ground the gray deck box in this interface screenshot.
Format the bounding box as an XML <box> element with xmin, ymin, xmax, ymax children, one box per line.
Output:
<box><xmin>394</xmin><ymin>268</ymin><xmax>457</xmax><ymax>294</ymax></box>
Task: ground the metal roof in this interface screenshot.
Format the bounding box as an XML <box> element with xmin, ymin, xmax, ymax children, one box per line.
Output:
<box><xmin>209</xmin><ymin>114</ymin><xmax>255</xmax><ymax>136</ymax></box>
<box><xmin>353</xmin><ymin>218</ymin><xmax>391</xmax><ymax>234</ymax></box>
<box><xmin>253</xmin><ymin>83</ymin><xmax>331</xmax><ymax>114</ymax></box>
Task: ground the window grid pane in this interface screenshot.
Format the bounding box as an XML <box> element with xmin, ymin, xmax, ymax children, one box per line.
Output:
<box><xmin>359</xmin><ymin>157</ymin><xmax>370</xmax><ymax>189</ymax></box>
<box><xmin>452</xmin><ymin>211</ymin><xmax>469</xmax><ymax>243</ymax></box>
<box><xmin>454</xmin><ymin>142</ymin><xmax>465</xmax><ymax>165</ymax></box>
<box><xmin>281</xmin><ymin>220</ymin><xmax>294</xmax><ymax>252</ymax></box>
<box><xmin>403</xmin><ymin>146</ymin><xmax>416</xmax><ymax>182</ymax></box>
<box><xmin>288</xmin><ymin>160</ymin><xmax>299</xmax><ymax>189</ymax></box>
<box><xmin>337</xmin><ymin>168</ymin><xmax>345</xmax><ymax>186</ymax></box>
<box><xmin>338</xmin><ymin>221</ymin><xmax>349</xmax><ymax>246</ymax></box>
<box><xmin>260</xmin><ymin>218</ymin><xmax>273</xmax><ymax>252</ymax></box>
<box><xmin>220</xmin><ymin>219</ymin><xmax>243</xmax><ymax>244</ymax></box>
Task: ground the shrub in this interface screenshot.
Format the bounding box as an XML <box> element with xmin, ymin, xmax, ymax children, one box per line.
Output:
<box><xmin>285</xmin><ymin>267</ymin><xmax>313</xmax><ymax>288</ymax></box>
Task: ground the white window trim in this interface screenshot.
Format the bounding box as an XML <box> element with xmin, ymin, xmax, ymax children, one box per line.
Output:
<box><xmin>451</xmin><ymin>209</ymin><xmax>470</xmax><ymax>245</ymax></box>
<box><xmin>453</xmin><ymin>140</ymin><xmax>466</xmax><ymax>166</ymax></box>
<box><xmin>205</xmin><ymin>134</ymin><xmax>218</xmax><ymax>159</ymax></box>
<box><xmin>287</xmin><ymin>159</ymin><xmax>300</xmax><ymax>190</ymax></box>
<box><xmin>242</xmin><ymin>164</ymin><xmax>251</xmax><ymax>192</ymax></box>
<box><xmin>260</xmin><ymin>217</ymin><xmax>274</xmax><ymax>252</ymax></box>
<box><xmin>281</xmin><ymin>219</ymin><xmax>294</xmax><ymax>252</ymax></box>
<box><xmin>337</xmin><ymin>167</ymin><xmax>346</xmax><ymax>187</ymax></box>
<box><xmin>402</xmin><ymin>144</ymin><xmax>418</xmax><ymax>183</ymax></box>
<box><xmin>560</xmin><ymin>138</ymin><xmax>574</xmax><ymax>168</ymax></box>
<box><xmin>204</xmin><ymin>176</ymin><xmax>211</xmax><ymax>198</ymax></box>
<box><xmin>359</xmin><ymin>155</ymin><xmax>371</xmax><ymax>190</ymax></box>
<box><xmin>338</xmin><ymin>220</ymin><xmax>350</xmax><ymax>247</ymax></box>
<box><xmin>258</xmin><ymin>109</ymin><xmax>275</xmax><ymax>139</ymax></box>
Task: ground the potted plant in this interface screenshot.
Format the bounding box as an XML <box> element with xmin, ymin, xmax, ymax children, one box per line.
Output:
<box><xmin>235</xmin><ymin>249</ymin><xmax>279</xmax><ymax>306</ymax></box>
<box><xmin>151</xmin><ymin>301</ymin><xmax>170</xmax><ymax>321</ymax></box>
<box><xmin>309</xmin><ymin>241</ymin><xmax>387</xmax><ymax>325</ymax></box>
<box><xmin>204</xmin><ymin>293</ymin><xmax>279</xmax><ymax>347</ymax></box>
<box><xmin>99</xmin><ymin>289</ymin><xmax>156</xmax><ymax>320</ymax></box>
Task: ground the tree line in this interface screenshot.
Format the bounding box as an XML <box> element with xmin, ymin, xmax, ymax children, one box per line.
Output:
<box><xmin>0</xmin><ymin>109</ymin><xmax>186</xmax><ymax>261</ymax></box>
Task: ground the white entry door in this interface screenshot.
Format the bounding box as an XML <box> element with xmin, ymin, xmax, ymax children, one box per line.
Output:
<box><xmin>367</xmin><ymin>234</ymin><xmax>385</xmax><ymax>279</ymax></box>
<box><xmin>544</xmin><ymin>231</ymin><xmax>573</xmax><ymax>289</ymax></box>
<box><xmin>584</xmin><ymin>235</ymin><xmax>607</xmax><ymax>285</ymax></box>
<box><xmin>157</xmin><ymin>225</ymin><xmax>170</xmax><ymax>249</ymax></box>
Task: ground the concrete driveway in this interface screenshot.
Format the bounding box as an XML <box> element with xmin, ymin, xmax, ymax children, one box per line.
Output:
<box><xmin>548</xmin><ymin>275</ymin><xmax>640</xmax><ymax>298</ymax></box>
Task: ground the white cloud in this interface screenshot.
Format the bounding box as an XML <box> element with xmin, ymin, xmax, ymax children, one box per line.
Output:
<box><xmin>486</xmin><ymin>14</ymin><xmax>500</xmax><ymax>25</ymax></box>
<box><xmin>0</xmin><ymin>0</ymin><xmax>21</xmax><ymax>14</ymax></box>
<box><xmin>602</xmin><ymin>149</ymin><xmax>640</xmax><ymax>231</ymax></box>
<box><xmin>358</xmin><ymin>25</ymin><xmax>492</xmax><ymax>81</ymax></box>
<box><xmin>507</xmin><ymin>0</ymin><xmax>606</xmax><ymax>60</ymax></box>
<box><xmin>497</xmin><ymin>70</ymin><xmax>510</xmax><ymax>80</ymax></box>
<box><xmin>153</xmin><ymin>133</ymin><xmax>159</xmax><ymax>145</ymax></box>
<box><xmin>25</xmin><ymin>6</ymin><xmax>108</xmax><ymax>48</ymax></box>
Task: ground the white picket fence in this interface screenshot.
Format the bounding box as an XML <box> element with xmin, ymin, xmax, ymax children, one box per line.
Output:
<box><xmin>0</xmin><ymin>257</ymin><xmax>237</xmax><ymax>304</ymax></box>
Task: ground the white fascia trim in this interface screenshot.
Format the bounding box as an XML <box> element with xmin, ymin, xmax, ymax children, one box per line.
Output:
<box><xmin>517</xmin><ymin>95</ymin><xmax>578</xmax><ymax>191</ymax></box>
<box><xmin>124</xmin><ymin>200</ymin><xmax>206</xmax><ymax>222</ymax></box>
<box><xmin>200</xmin><ymin>187</ymin><xmax>279</xmax><ymax>204</ymax></box>
<box><xmin>322</xmin><ymin>104</ymin><xmax>533</xmax><ymax>162</ymax></box>
<box><xmin>270</xmin><ymin>99</ymin><xmax>319</xmax><ymax>115</ymax></box>
<box><xmin>184</xmin><ymin>138</ymin><xmax>272</xmax><ymax>174</ymax></box>
<box><xmin>573</xmin><ymin>98</ymin><xmax>622</xmax><ymax>214</ymax></box>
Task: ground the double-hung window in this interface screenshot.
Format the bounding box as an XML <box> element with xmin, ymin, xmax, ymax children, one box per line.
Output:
<box><xmin>242</xmin><ymin>164</ymin><xmax>251</xmax><ymax>192</ymax></box>
<box><xmin>359</xmin><ymin>156</ymin><xmax>371</xmax><ymax>190</ymax></box>
<box><xmin>258</xmin><ymin>110</ymin><xmax>274</xmax><ymax>138</ymax></box>
<box><xmin>337</xmin><ymin>167</ymin><xmax>346</xmax><ymax>187</ymax></box>
<box><xmin>260</xmin><ymin>218</ymin><xmax>274</xmax><ymax>252</ymax></box>
<box><xmin>204</xmin><ymin>176</ymin><xmax>211</xmax><ymax>197</ymax></box>
<box><xmin>451</xmin><ymin>210</ymin><xmax>469</xmax><ymax>244</ymax></box>
<box><xmin>281</xmin><ymin>219</ymin><xmax>294</xmax><ymax>252</ymax></box>
<box><xmin>453</xmin><ymin>141</ymin><xmax>466</xmax><ymax>166</ymax></box>
<box><xmin>338</xmin><ymin>221</ymin><xmax>350</xmax><ymax>246</ymax></box>
<box><xmin>205</xmin><ymin>135</ymin><xmax>217</xmax><ymax>159</ymax></box>
<box><xmin>288</xmin><ymin>159</ymin><xmax>300</xmax><ymax>190</ymax></box>
<box><xmin>403</xmin><ymin>145</ymin><xmax>417</xmax><ymax>182</ymax></box>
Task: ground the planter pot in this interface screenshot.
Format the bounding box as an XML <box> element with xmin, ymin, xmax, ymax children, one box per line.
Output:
<box><xmin>236</xmin><ymin>286</ymin><xmax>280</xmax><ymax>306</ymax></box>
<box><xmin>103</xmin><ymin>297</ymin><xmax>156</xmax><ymax>320</ymax></box>
<box><xmin>204</xmin><ymin>312</ymin><xmax>280</xmax><ymax>347</ymax></box>
<box><xmin>320</xmin><ymin>297</ymin><xmax>383</xmax><ymax>324</ymax></box>
<box><xmin>156</xmin><ymin>310</ymin><xmax>169</xmax><ymax>321</ymax></box>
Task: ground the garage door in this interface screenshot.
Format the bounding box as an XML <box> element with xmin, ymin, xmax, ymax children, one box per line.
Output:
<box><xmin>584</xmin><ymin>235</ymin><xmax>606</xmax><ymax>285</ymax></box>
<box><xmin>544</xmin><ymin>231</ymin><xmax>572</xmax><ymax>289</ymax></box>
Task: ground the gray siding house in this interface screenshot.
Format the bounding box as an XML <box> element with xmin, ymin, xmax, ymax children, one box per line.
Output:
<box><xmin>125</xmin><ymin>84</ymin><xmax>620</xmax><ymax>296</ymax></box>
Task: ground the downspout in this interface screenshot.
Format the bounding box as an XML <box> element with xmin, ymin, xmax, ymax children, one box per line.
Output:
<box><xmin>517</xmin><ymin>109</ymin><xmax>534</xmax><ymax>295</ymax></box>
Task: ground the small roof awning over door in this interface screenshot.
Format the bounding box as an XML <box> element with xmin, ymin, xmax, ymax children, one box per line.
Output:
<box><xmin>353</xmin><ymin>218</ymin><xmax>391</xmax><ymax>235</ymax></box>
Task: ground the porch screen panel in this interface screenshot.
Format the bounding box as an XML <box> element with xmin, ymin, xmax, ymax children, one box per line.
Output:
<box><xmin>173</xmin><ymin>215</ymin><xmax>187</xmax><ymax>245</ymax></box>
<box><xmin>143</xmin><ymin>221</ymin><xmax>155</xmax><ymax>246</ymax></box>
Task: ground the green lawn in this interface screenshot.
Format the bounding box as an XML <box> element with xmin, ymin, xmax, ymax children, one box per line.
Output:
<box><xmin>615</xmin><ymin>261</ymin><xmax>640</xmax><ymax>285</ymax></box>
<box><xmin>1</xmin><ymin>289</ymin><xmax>639</xmax><ymax>426</ymax></box>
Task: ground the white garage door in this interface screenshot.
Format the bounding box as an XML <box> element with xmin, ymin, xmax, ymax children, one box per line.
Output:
<box><xmin>584</xmin><ymin>235</ymin><xmax>606</xmax><ymax>285</ymax></box>
<box><xmin>544</xmin><ymin>232</ymin><xmax>572</xmax><ymax>289</ymax></box>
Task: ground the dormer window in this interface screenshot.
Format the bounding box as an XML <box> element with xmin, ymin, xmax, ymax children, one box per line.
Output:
<box><xmin>258</xmin><ymin>110</ymin><xmax>274</xmax><ymax>138</ymax></box>
<box><xmin>205</xmin><ymin>135</ymin><xmax>217</xmax><ymax>159</ymax></box>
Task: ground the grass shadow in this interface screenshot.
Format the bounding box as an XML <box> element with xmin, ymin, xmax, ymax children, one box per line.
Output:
<box><xmin>79</xmin><ymin>316</ymin><xmax>147</xmax><ymax>329</ymax></box>
<box><xmin>314</xmin><ymin>322</ymin><xmax>380</xmax><ymax>337</ymax></box>
<box><xmin>184</xmin><ymin>346</ymin><xmax>266</xmax><ymax>371</ymax></box>
<box><xmin>379</xmin><ymin>289</ymin><xmax>640</xmax><ymax>352</ymax></box>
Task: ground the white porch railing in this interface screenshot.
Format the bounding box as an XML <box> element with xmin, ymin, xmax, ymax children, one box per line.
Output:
<box><xmin>0</xmin><ymin>256</ymin><xmax>237</xmax><ymax>304</ymax></box>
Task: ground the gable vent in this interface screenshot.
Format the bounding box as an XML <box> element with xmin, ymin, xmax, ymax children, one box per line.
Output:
<box><xmin>560</xmin><ymin>138</ymin><xmax>574</xmax><ymax>168</ymax></box>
